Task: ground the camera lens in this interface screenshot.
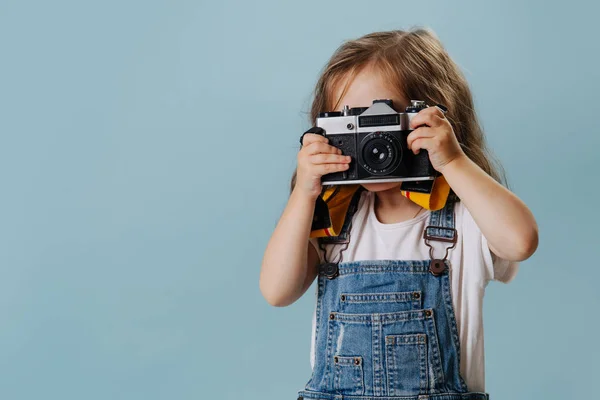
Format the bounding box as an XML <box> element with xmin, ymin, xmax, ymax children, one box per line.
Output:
<box><xmin>365</xmin><ymin>141</ymin><xmax>391</xmax><ymax>166</ymax></box>
<box><xmin>359</xmin><ymin>132</ymin><xmax>401</xmax><ymax>175</ymax></box>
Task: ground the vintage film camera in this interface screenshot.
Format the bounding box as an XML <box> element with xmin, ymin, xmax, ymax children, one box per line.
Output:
<box><xmin>315</xmin><ymin>99</ymin><xmax>439</xmax><ymax>186</ymax></box>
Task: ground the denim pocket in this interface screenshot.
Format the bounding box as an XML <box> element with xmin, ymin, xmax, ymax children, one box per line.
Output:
<box><xmin>339</xmin><ymin>291</ymin><xmax>422</xmax><ymax>314</ymax></box>
<box><xmin>333</xmin><ymin>355</ymin><xmax>364</xmax><ymax>395</ymax></box>
<box><xmin>326</xmin><ymin>309</ymin><xmax>434</xmax><ymax>396</ymax></box>
<box><xmin>385</xmin><ymin>333</ymin><xmax>428</xmax><ymax>396</ymax></box>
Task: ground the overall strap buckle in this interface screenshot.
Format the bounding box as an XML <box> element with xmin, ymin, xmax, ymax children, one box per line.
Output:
<box><xmin>423</xmin><ymin>200</ymin><xmax>457</xmax><ymax>276</ymax></box>
<box><xmin>423</xmin><ymin>226</ymin><xmax>457</xmax><ymax>276</ymax></box>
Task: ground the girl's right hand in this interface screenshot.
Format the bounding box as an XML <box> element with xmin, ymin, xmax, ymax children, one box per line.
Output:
<box><xmin>295</xmin><ymin>133</ymin><xmax>352</xmax><ymax>200</ymax></box>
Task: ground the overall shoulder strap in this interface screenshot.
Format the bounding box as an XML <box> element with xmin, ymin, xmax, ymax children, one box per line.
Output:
<box><xmin>425</xmin><ymin>199</ymin><xmax>457</xmax><ymax>240</ymax></box>
<box><xmin>317</xmin><ymin>186</ymin><xmax>364</xmax><ymax>245</ymax></box>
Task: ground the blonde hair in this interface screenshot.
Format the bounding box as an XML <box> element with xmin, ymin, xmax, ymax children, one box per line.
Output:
<box><xmin>290</xmin><ymin>28</ymin><xmax>507</xmax><ymax>194</ymax></box>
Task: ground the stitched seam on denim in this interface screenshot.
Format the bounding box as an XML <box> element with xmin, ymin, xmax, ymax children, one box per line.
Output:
<box><xmin>333</xmin><ymin>355</ymin><xmax>360</xmax><ymax>364</ymax></box>
<box><xmin>419</xmin><ymin>339</ymin><xmax>427</xmax><ymax>393</ymax></box>
<box><xmin>340</xmin><ymin>267</ymin><xmax>431</xmax><ymax>275</ymax></box>
<box><xmin>324</xmin><ymin>319</ymin><xmax>334</xmax><ymax>390</ymax></box>
<box><xmin>338</xmin><ymin>260</ymin><xmax>431</xmax><ymax>268</ymax></box>
<box><xmin>448</xmin><ymin>198</ymin><xmax>464</xmax><ymax>389</ymax></box>
<box><xmin>425</xmin><ymin>202</ymin><xmax>456</xmax><ymax>246</ymax></box>
<box><xmin>420</xmin><ymin>337</ymin><xmax>428</xmax><ymax>392</ymax></box>
<box><xmin>333</xmin><ymin>356</ymin><xmax>363</xmax><ymax>395</ymax></box>
<box><xmin>426</xmin><ymin>227</ymin><xmax>455</xmax><ymax>239</ymax></box>
<box><xmin>357</xmin><ymin>360</ymin><xmax>364</xmax><ymax>395</ymax></box>
<box><xmin>384</xmin><ymin>334</ymin><xmax>427</xmax><ymax>396</ymax></box>
<box><xmin>306</xmin><ymin>276</ymin><xmax>325</xmax><ymax>391</ymax></box>
<box><xmin>341</xmin><ymin>264</ymin><xmax>430</xmax><ymax>270</ymax></box>
<box><xmin>385</xmin><ymin>338</ymin><xmax>395</xmax><ymax>396</ymax></box>
<box><xmin>331</xmin><ymin>309</ymin><xmax>429</xmax><ymax>323</ymax></box>
<box><xmin>428</xmin><ymin>201</ymin><xmax>455</xmax><ymax>228</ymax></box>
<box><xmin>441</xmin><ymin>264</ymin><xmax>468</xmax><ymax>392</ymax></box>
<box><xmin>426</xmin><ymin>308</ymin><xmax>447</xmax><ymax>389</ymax></box>
<box><xmin>333</xmin><ymin>361</ymin><xmax>339</xmax><ymax>393</ymax></box>
<box><xmin>385</xmin><ymin>334</ymin><xmax>425</xmax><ymax>344</ymax></box>
<box><xmin>341</xmin><ymin>292</ymin><xmax>415</xmax><ymax>303</ymax></box>
<box><xmin>372</xmin><ymin>320</ymin><xmax>383</xmax><ymax>396</ymax></box>
<box><xmin>296</xmin><ymin>389</ymin><xmax>490</xmax><ymax>399</ymax></box>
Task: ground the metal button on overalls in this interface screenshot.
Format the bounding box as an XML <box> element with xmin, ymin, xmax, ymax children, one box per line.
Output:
<box><xmin>319</xmin><ymin>262</ymin><xmax>340</xmax><ymax>280</ymax></box>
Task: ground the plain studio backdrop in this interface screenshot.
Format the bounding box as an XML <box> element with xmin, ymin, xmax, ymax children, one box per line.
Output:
<box><xmin>0</xmin><ymin>0</ymin><xmax>598</xmax><ymax>399</ymax></box>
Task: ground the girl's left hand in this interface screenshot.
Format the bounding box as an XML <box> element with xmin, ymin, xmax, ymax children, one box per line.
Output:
<box><xmin>406</xmin><ymin>105</ymin><xmax>466</xmax><ymax>173</ymax></box>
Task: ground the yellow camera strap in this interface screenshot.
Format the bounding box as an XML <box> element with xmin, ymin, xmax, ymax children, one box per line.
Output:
<box><xmin>310</xmin><ymin>175</ymin><xmax>451</xmax><ymax>238</ymax></box>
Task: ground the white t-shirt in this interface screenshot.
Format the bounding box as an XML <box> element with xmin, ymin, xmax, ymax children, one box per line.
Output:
<box><xmin>308</xmin><ymin>190</ymin><xmax>518</xmax><ymax>393</ymax></box>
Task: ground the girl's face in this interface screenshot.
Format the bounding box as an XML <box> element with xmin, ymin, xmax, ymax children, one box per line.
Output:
<box><xmin>332</xmin><ymin>66</ymin><xmax>409</xmax><ymax>193</ymax></box>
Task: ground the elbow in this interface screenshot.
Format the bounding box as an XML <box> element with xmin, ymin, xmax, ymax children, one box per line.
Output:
<box><xmin>262</xmin><ymin>293</ymin><xmax>292</xmax><ymax>308</ymax></box>
<box><xmin>267</xmin><ymin>298</ymin><xmax>291</xmax><ymax>308</ymax></box>
<box><xmin>492</xmin><ymin>224</ymin><xmax>539</xmax><ymax>263</ymax></box>
<box><xmin>259</xmin><ymin>274</ymin><xmax>292</xmax><ymax>308</ymax></box>
<box><xmin>513</xmin><ymin>225</ymin><xmax>539</xmax><ymax>262</ymax></box>
<box><xmin>262</xmin><ymin>291</ymin><xmax>290</xmax><ymax>308</ymax></box>
<box><xmin>505</xmin><ymin>202</ymin><xmax>539</xmax><ymax>262</ymax></box>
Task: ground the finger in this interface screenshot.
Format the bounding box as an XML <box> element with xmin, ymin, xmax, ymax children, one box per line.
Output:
<box><xmin>310</xmin><ymin>153</ymin><xmax>352</xmax><ymax>164</ymax></box>
<box><xmin>406</xmin><ymin>127</ymin><xmax>435</xmax><ymax>152</ymax></box>
<box><xmin>301</xmin><ymin>133</ymin><xmax>329</xmax><ymax>146</ymax></box>
<box><xmin>316</xmin><ymin>163</ymin><xmax>349</xmax><ymax>176</ymax></box>
<box><xmin>410</xmin><ymin>137</ymin><xmax>434</xmax><ymax>155</ymax></box>
<box><xmin>304</xmin><ymin>141</ymin><xmax>342</xmax><ymax>156</ymax></box>
<box><xmin>409</xmin><ymin>107</ymin><xmax>446</xmax><ymax>130</ymax></box>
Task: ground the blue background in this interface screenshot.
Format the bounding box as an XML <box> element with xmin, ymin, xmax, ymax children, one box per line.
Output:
<box><xmin>1</xmin><ymin>0</ymin><xmax>598</xmax><ymax>399</ymax></box>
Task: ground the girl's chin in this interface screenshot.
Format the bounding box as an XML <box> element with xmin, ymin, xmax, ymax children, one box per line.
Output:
<box><xmin>360</xmin><ymin>182</ymin><xmax>402</xmax><ymax>192</ymax></box>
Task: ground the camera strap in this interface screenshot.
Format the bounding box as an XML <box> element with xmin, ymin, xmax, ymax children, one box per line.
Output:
<box><xmin>309</xmin><ymin>175</ymin><xmax>451</xmax><ymax>239</ymax></box>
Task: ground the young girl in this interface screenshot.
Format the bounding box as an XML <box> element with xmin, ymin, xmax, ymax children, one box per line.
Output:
<box><xmin>260</xmin><ymin>28</ymin><xmax>538</xmax><ymax>400</ymax></box>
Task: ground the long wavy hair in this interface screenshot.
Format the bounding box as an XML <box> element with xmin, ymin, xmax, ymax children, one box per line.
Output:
<box><xmin>290</xmin><ymin>28</ymin><xmax>507</xmax><ymax>195</ymax></box>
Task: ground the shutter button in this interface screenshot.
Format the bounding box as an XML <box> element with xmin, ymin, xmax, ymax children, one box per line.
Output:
<box><xmin>320</xmin><ymin>262</ymin><xmax>339</xmax><ymax>279</ymax></box>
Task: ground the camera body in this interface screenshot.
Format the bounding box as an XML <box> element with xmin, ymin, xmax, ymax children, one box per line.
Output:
<box><xmin>317</xmin><ymin>99</ymin><xmax>438</xmax><ymax>185</ymax></box>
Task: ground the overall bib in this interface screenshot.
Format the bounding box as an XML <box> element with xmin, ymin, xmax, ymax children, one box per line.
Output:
<box><xmin>297</xmin><ymin>200</ymin><xmax>490</xmax><ymax>400</ymax></box>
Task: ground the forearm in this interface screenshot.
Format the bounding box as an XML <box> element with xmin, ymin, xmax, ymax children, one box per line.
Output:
<box><xmin>441</xmin><ymin>155</ymin><xmax>539</xmax><ymax>261</ymax></box>
<box><xmin>259</xmin><ymin>188</ymin><xmax>316</xmax><ymax>307</ymax></box>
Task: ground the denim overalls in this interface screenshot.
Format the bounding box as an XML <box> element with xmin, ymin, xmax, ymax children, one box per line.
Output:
<box><xmin>297</xmin><ymin>198</ymin><xmax>490</xmax><ymax>400</ymax></box>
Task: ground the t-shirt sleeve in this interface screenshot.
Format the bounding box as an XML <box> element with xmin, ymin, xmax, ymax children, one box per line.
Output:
<box><xmin>481</xmin><ymin>233</ymin><xmax>519</xmax><ymax>283</ymax></box>
<box><xmin>309</xmin><ymin>238</ymin><xmax>324</xmax><ymax>264</ymax></box>
<box><xmin>460</xmin><ymin>201</ymin><xmax>519</xmax><ymax>284</ymax></box>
